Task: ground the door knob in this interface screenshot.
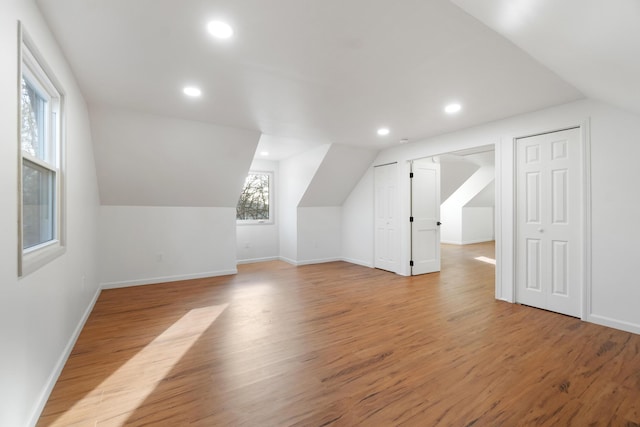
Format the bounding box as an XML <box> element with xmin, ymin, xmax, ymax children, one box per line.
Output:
<box><xmin>437</xmin><ymin>221</ymin><xmax>442</xmax><ymax>226</ymax></box>
<box><xmin>538</xmin><ymin>228</ymin><xmax>544</xmax><ymax>233</ymax></box>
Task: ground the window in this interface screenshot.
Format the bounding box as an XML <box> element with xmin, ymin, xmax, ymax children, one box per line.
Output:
<box><xmin>18</xmin><ymin>24</ymin><xmax>65</xmax><ymax>276</ymax></box>
<box><xmin>236</xmin><ymin>171</ymin><xmax>273</xmax><ymax>224</ymax></box>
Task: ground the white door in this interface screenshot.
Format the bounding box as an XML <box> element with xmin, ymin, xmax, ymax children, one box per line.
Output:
<box><xmin>516</xmin><ymin>128</ymin><xmax>581</xmax><ymax>317</ymax></box>
<box><xmin>411</xmin><ymin>159</ymin><xmax>441</xmax><ymax>275</ymax></box>
<box><xmin>374</xmin><ymin>163</ymin><xmax>399</xmax><ymax>273</ymax></box>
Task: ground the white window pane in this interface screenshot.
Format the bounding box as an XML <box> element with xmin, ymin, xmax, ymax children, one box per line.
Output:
<box><xmin>23</xmin><ymin>159</ymin><xmax>55</xmax><ymax>249</ymax></box>
<box><xmin>20</xmin><ymin>77</ymin><xmax>48</xmax><ymax>160</ymax></box>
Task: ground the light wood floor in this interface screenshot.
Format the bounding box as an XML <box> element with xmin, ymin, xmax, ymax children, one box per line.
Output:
<box><xmin>39</xmin><ymin>242</ymin><xmax>640</xmax><ymax>426</ymax></box>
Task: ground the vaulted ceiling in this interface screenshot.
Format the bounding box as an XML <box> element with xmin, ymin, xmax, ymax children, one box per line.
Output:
<box><xmin>36</xmin><ymin>0</ymin><xmax>598</xmax><ymax>150</ymax></box>
<box><xmin>452</xmin><ymin>0</ymin><xmax>640</xmax><ymax>118</ymax></box>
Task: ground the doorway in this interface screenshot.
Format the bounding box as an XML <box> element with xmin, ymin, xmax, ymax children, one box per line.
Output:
<box><xmin>411</xmin><ymin>145</ymin><xmax>496</xmax><ymax>276</ymax></box>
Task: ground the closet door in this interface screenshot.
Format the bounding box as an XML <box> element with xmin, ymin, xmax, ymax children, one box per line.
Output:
<box><xmin>374</xmin><ymin>163</ymin><xmax>399</xmax><ymax>273</ymax></box>
<box><xmin>516</xmin><ymin>128</ymin><xmax>581</xmax><ymax>317</ymax></box>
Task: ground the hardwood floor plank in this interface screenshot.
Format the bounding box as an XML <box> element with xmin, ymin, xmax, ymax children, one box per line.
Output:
<box><xmin>38</xmin><ymin>242</ymin><xmax>640</xmax><ymax>426</ymax></box>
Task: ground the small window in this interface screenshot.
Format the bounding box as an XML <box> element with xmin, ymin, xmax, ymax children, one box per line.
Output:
<box><xmin>18</xmin><ymin>24</ymin><xmax>65</xmax><ymax>276</ymax></box>
<box><xmin>236</xmin><ymin>171</ymin><xmax>273</xmax><ymax>224</ymax></box>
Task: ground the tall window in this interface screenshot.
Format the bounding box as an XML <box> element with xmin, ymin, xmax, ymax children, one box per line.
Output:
<box><xmin>236</xmin><ymin>172</ymin><xmax>273</xmax><ymax>224</ymax></box>
<box><xmin>19</xmin><ymin>25</ymin><xmax>65</xmax><ymax>276</ymax></box>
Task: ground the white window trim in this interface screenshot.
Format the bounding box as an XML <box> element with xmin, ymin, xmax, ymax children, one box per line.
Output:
<box><xmin>236</xmin><ymin>170</ymin><xmax>275</xmax><ymax>226</ymax></box>
<box><xmin>18</xmin><ymin>22</ymin><xmax>66</xmax><ymax>277</ymax></box>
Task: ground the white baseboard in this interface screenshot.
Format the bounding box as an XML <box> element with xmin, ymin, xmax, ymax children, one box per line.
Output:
<box><xmin>441</xmin><ymin>238</ymin><xmax>495</xmax><ymax>245</ymax></box>
<box><xmin>296</xmin><ymin>257</ymin><xmax>341</xmax><ymax>266</ymax></box>
<box><xmin>278</xmin><ymin>256</ymin><xmax>353</xmax><ymax>267</ymax></box>
<box><xmin>278</xmin><ymin>256</ymin><xmax>298</xmax><ymax>266</ymax></box>
<box><xmin>341</xmin><ymin>257</ymin><xmax>374</xmax><ymax>268</ymax></box>
<box><xmin>587</xmin><ymin>314</ymin><xmax>640</xmax><ymax>335</ymax></box>
<box><xmin>236</xmin><ymin>256</ymin><xmax>279</xmax><ymax>265</ymax></box>
<box><xmin>461</xmin><ymin>238</ymin><xmax>495</xmax><ymax>245</ymax></box>
<box><xmin>28</xmin><ymin>286</ymin><xmax>102</xmax><ymax>427</ymax></box>
<box><xmin>101</xmin><ymin>269</ymin><xmax>237</xmax><ymax>289</ymax></box>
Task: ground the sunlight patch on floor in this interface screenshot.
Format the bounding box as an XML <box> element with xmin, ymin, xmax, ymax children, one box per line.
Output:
<box><xmin>475</xmin><ymin>256</ymin><xmax>496</xmax><ymax>265</ymax></box>
<box><xmin>53</xmin><ymin>304</ymin><xmax>228</xmax><ymax>426</ymax></box>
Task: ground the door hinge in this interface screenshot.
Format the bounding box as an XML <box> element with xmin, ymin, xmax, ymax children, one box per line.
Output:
<box><xmin>410</xmin><ymin>216</ymin><xmax>414</xmax><ymax>222</ymax></box>
<box><xmin>410</xmin><ymin>260</ymin><xmax>414</xmax><ymax>267</ymax></box>
<box><xmin>409</xmin><ymin>172</ymin><xmax>414</xmax><ymax>178</ymax></box>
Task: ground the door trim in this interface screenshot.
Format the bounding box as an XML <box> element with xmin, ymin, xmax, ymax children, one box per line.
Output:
<box><xmin>374</xmin><ymin>161</ymin><xmax>398</xmax><ymax>168</ymax></box>
<box><xmin>511</xmin><ymin>121</ymin><xmax>592</xmax><ymax>321</ymax></box>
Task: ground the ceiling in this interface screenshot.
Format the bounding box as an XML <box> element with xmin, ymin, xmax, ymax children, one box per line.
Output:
<box><xmin>254</xmin><ymin>134</ymin><xmax>324</xmax><ymax>161</ymax></box>
<box><xmin>452</xmin><ymin>0</ymin><xmax>640</xmax><ymax>117</ymax></box>
<box><xmin>36</xmin><ymin>0</ymin><xmax>593</xmax><ymax>151</ymax></box>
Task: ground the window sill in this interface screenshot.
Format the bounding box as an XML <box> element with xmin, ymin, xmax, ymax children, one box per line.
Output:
<box><xmin>20</xmin><ymin>240</ymin><xmax>65</xmax><ymax>277</ymax></box>
<box><xmin>236</xmin><ymin>220</ymin><xmax>274</xmax><ymax>226</ymax></box>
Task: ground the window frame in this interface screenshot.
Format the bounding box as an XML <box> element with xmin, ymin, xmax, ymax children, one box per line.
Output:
<box><xmin>236</xmin><ymin>170</ymin><xmax>274</xmax><ymax>225</ymax></box>
<box><xmin>17</xmin><ymin>22</ymin><xmax>66</xmax><ymax>277</ymax></box>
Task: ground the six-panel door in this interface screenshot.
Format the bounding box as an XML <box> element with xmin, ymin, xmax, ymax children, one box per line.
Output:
<box><xmin>516</xmin><ymin>128</ymin><xmax>581</xmax><ymax>317</ymax></box>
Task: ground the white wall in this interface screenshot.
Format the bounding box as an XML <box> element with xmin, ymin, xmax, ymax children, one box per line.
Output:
<box><xmin>343</xmin><ymin>98</ymin><xmax>640</xmax><ymax>335</ymax></box>
<box><xmin>100</xmin><ymin>207</ymin><xmax>237</xmax><ymax>287</ymax></box>
<box><xmin>466</xmin><ymin>183</ymin><xmax>495</xmax><ymax>207</ymax></box>
<box><xmin>0</xmin><ymin>1</ymin><xmax>101</xmax><ymax>425</ymax></box>
<box><xmin>237</xmin><ymin>159</ymin><xmax>280</xmax><ymax>263</ymax></box>
<box><xmin>278</xmin><ymin>145</ymin><xmax>330</xmax><ymax>263</ymax></box>
<box><xmin>462</xmin><ymin>184</ymin><xmax>496</xmax><ymax>244</ymax></box>
<box><xmin>588</xmin><ymin>103</ymin><xmax>640</xmax><ymax>332</ymax></box>
<box><xmin>297</xmin><ymin>207</ymin><xmax>342</xmax><ymax>264</ymax></box>
<box><xmin>92</xmin><ymin>106</ymin><xmax>261</xmax><ymax>287</ymax></box>
<box><xmin>342</xmin><ymin>167</ymin><xmax>375</xmax><ymax>267</ymax></box>
<box><xmin>246</xmin><ymin>143</ymin><xmax>376</xmax><ymax>266</ymax></box>
<box><xmin>237</xmin><ymin>224</ymin><xmax>280</xmax><ymax>263</ymax></box>
<box><xmin>240</xmin><ymin>145</ymin><xmax>375</xmax><ymax>265</ymax></box>
<box><xmin>461</xmin><ymin>207</ymin><xmax>494</xmax><ymax>244</ymax></box>
<box><xmin>441</xmin><ymin>166</ymin><xmax>495</xmax><ymax>245</ymax></box>
<box><xmin>440</xmin><ymin>159</ymin><xmax>479</xmax><ymax>202</ymax></box>
<box><xmin>291</xmin><ymin>144</ymin><xmax>376</xmax><ymax>266</ymax></box>
<box><xmin>441</xmin><ymin>205</ymin><xmax>463</xmax><ymax>244</ymax></box>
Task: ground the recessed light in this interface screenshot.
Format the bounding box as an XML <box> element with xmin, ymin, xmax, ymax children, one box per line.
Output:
<box><xmin>377</xmin><ymin>127</ymin><xmax>390</xmax><ymax>136</ymax></box>
<box><xmin>207</xmin><ymin>20</ymin><xmax>234</xmax><ymax>39</ymax></box>
<box><xmin>260</xmin><ymin>151</ymin><xmax>269</xmax><ymax>156</ymax></box>
<box><xmin>445</xmin><ymin>103</ymin><xmax>462</xmax><ymax>114</ymax></box>
<box><xmin>183</xmin><ymin>86</ymin><xmax>202</xmax><ymax>97</ymax></box>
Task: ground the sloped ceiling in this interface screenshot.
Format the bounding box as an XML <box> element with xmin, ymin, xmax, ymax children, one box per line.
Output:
<box><xmin>91</xmin><ymin>106</ymin><xmax>260</xmax><ymax>207</ymax></box>
<box><xmin>438</xmin><ymin>151</ymin><xmax>494</xmax><ymax>202</ymax></box>
<box><xmin>299</xmin><ymin>145</ymin><xmax>377</xmax><ymax>207</ymax></box>
<box><xmin>255</xmin><ymin>134</ymin><xmax>324</xmax><ymax>161</ymax></box>
<box><xmin>466</xmin><ymin>183</ymin><xmax>495</xmax><ymax>208</ymax></box>
<box><xmin>36</xmin><ymin>0</ymin><xmax>582</xmax><ymax>149</ymax></box>
<box><xmin>439</xmin><ymin>158</ymin><xmax>479</xmax><ymax>203</ymax></box>
<box><xmin>451</xmin><ymin>0</ymin><xmax>640</xmax><ymax>116</ymax></box>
